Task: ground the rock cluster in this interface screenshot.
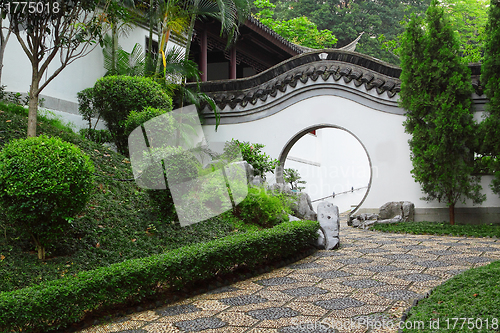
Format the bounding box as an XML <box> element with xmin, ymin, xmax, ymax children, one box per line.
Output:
<box><xmin>349</xmin><ymin>201</ymin><xmax>414</xmax><ymax>229</ymax></box>
<box><xmin>269</xmin><ymin>183</ymin><xmax>317</xmax><ymax>221</ymax></box>
<box><xmin>237</xmin><ymin>164</ymin><xmax>340</xmax><ymax>249</ymax></box>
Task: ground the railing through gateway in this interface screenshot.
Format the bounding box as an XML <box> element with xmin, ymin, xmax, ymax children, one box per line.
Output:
<box><xmin>311</xmin><ymin>186</ymin><xmax>368</xmax><ymax>203</ymax></box>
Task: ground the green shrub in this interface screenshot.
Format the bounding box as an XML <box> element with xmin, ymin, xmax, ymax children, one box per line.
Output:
<box><xmin>78</xmin><ymin>128</ymin><xmax>113</xmax><ymax>144</ymax></box>
<box><xmin>0</xmin><ymin>219</ymin><xmax>318</xmax><ymax>332</ymax></box>
<box><xmin>0</xmin><ymin>85</ymin><xmax>29</xmax><ymax>106</ymax></box>
<box><xmin>235</xmin><ymin>186</ymin><xmax>290</xmax><ymax>228</ymax></box>
<box><xmin>124</xmin><ymin>106</ymin><xmax>175</xmax><ymax>138</ymax></box>
<box><xmin>92</xmin><ymin>76</ymin><xmax>173</xmax><ymax>155</ymax></box>
<box><xmin>77</xmin><ymin>87</ymin><xmax>96</xmax><ymax>130</ymax></box>
<box><xmin>224</xmin><ymin>139</ymin><xmax>279</xmax><ymax>178</ymax></box>
<box><xmin>0</xmin><ymin>135</ymin><xmax>94</xmax><ymax>260</ymax></box>
<box><xmin>145</xmin><ymin>146</ymin><xmax>201</xmax><ymax>220</ymax></box>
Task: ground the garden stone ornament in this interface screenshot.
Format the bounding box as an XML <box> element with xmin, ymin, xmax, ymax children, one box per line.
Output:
<box><xmin>315</xmin><ymin>202</ymin><xmax>340</xmax><ymax>250</ymax></box>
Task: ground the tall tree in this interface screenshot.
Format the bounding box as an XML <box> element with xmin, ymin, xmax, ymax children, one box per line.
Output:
<box><xmin>7</xmin><ymin>0</ymin><xmax>109</xmax><ymax>137</ymax></box>
<box><xmin>399</xmin><ymin>0</ymin><xmax>484</xmax><ymax>225</ymax></box>
<box><xmin>480</xmin><ymin>0</ymin><xmax>500</xmax><ymax>193</ymax></box>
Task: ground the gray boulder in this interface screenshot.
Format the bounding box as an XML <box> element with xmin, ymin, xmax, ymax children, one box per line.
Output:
<box><xmin>291</xmin><ymin>192</ymin><xmax>317</xmax><ymax>221</ymax></box>
<box><xmin>316</xmin><ymin>202</ymin><xmax>340</xmax><ymax>250</ymax></box>
<box><xmin>269</xmin><ymin>182</ymin><xmax>293</xmax><ymax>195</ymax></box>
<box><xmin>379</xmin><ymin>201</ymin><xmax>414</xmax><ymax>222</ymax></box>
<box><xmin>379</xmin><ymin>202</ymin><xmax>402</xmax><ymax>220</ymax></box>
<box><xmin>351</xmin><ymin>218</ymin><xmax>362</xmax><ymax>228</ymax></box>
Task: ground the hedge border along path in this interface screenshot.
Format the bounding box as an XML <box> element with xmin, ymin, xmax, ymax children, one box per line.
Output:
<box><xmin>0</xmin><ymin>220</ymin><xmax>319</xmax><ymax>333</ymax></box>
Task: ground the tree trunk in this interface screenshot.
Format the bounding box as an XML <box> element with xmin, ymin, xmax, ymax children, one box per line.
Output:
<box><xmin>27</xmin><ymin>69</ymin><xmax>40</xmax><ymax>137</ymax></box>
<box><xmin>184</xmin><ymin>10</ymin><xmax>197</xmax><ymax>63</ymax></box>
<box><xmin>145</xmin><ymin>0</ymin><xmax>155</xmax><ymax>76</ymax></box>
<box><xmin>0</xmin><ymin>21</ymin><xmax>11</xmax><ymax>86</ymax></box>
<box><xmin>155</xmin><ymin>23</ymin><xmax>170</xmax><ymax>75</ymax></box>
<box><xmin>449</xmin><ymin>203</ymin><xmax>455</xmax><ymax>225</ymax></box>
<box><xmin>111</xmin><ymin>24</ymin><xmax>118</xmax><ymax>75</ymax></box>
<box><xmin>30</xmin><ymin>232</ymin><xmax>46</xmax><ymax>260</ymax></box>
<box><xmin>0</xmin><ymin>45</ymin><xmax>5</xmax><ymax>86</ymax></box>
<box><xmin>37</xmin><ymin>244</ymin><xmax>46</xmax><ymax>260</ymax></box>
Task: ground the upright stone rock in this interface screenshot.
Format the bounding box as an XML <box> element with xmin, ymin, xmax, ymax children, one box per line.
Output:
<box><xmin>316</xmin><ymin>202</ymin><xmax>340</xmax><ymax>250</ymax></box>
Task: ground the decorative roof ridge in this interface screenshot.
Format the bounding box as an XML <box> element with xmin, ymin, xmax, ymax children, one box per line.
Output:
<box><xmin>190</xmin><ymin>51</ymin><xmax>485</xmax><ymax>111</ymax></box>
<box><xmin>189</xmin><ymin>50</ymin><xmax>403</xmax><ymax>110</ymax></box>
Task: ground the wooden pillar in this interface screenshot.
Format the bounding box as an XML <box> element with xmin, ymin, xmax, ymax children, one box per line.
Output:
<box><xmin>229</xmin><ymin>46</ymin><xmax>237</xmax><ymax>80</ymax></box>
<box><xmin>200</xmin><ymin>29</ymin><xmax>208</xmax><ymax>82</ymax></box>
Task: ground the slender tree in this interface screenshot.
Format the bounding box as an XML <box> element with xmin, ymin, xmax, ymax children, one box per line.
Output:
<box><xmin>104</xmin><ymin>0</ymin><xmax>137</xmax><ymax>75</ymax></box>
<box><xmin>480</xmin><ymin>0</ymin><xmax>500</xmax><ymax>193</ymax></box>
<box><xmin>399</xmin><ymin>0</ymin><xmax>484</xmax><ymax>225</ymax></box>
<box><xmin>7</xmin><ymin>0</ymin><xmax>109</xmax><ymax>137</ymax></box>
<box><xmin>0</xmin><ymin>4</ymin><xmax>13</xmax><ymax>85</ymax></box>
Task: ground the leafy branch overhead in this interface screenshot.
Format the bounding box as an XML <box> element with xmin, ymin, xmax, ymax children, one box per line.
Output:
<box><xmin>253</xmin><ymin>0</ymin><xmax>337</xmax><ymax>49</ymax></box>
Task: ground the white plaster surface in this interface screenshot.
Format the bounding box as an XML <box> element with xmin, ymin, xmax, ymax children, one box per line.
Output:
<box><xmin>202</xmin><ymin>95</ymin><xmax>500</xmax><ymax>212</ymax></box>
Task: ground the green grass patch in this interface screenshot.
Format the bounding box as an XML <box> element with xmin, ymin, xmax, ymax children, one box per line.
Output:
<box><xmin>402</xmin><ymin>261</ymin><xmax>500</xmax><ymax>332</ymax></box>
<box><xmin>370</xmin><ymin>221</ymin><xmax>500</xmax><ymax>238</ymax></box>
<box><xmin>0</xmin><ymin>102</ymin><xmax>241</xmax><ymax>292</ymax></box>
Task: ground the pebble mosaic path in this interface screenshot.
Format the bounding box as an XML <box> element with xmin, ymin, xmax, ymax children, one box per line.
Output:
<box><xmin>77</xmin><ymin>217</ymin><xmax>500</xmax><ymax>333</ymax></box>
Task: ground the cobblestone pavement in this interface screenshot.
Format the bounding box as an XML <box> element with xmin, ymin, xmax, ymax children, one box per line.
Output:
<box><xmin>77</xmin><ymin>217</ymin><xmax>500</xmax><ymax>333</ymax></box>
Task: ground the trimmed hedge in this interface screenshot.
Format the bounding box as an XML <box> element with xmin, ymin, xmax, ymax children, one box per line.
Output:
<box><xmin>0</xmin><ymin>219</ymin><xmax>318</xmax><ymax>332</ymax></box>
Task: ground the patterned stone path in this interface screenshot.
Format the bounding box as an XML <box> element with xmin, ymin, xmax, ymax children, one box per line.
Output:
<box><xmin>77</xmin><ymin>218</ymin><xmax>500</xmax><ymax>333</ymax></box>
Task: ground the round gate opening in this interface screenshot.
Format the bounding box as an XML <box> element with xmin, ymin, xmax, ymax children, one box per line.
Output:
<box><xmin>284</xmin><ymin>127</ymin><xmax>371</xmax><ymax>214</ymax></box>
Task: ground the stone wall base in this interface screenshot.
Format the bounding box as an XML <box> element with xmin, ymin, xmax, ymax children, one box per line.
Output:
<box><xmin>354</xmin><ymin>207</ymin><xmax>500</xmax><ymax>225</ymax></box>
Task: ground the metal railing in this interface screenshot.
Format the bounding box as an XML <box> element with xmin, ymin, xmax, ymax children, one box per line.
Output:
<box><xmin>311</xmin><ymin>186</ymin><xmax>368</xmax><ymax>203</ymax></box>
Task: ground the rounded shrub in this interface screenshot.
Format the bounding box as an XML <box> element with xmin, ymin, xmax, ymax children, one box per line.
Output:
<box><xmin>0</xmin><ymin>135</ymin><xmax>95</xmax><ymax>259</ymax></box>
<box><xmin>93</xmin><ymin>76</ymin><xmax>173</xmax><ymax>155</ymax></box>
<box><xmin>235</xmin><ymin>186</ymin><xmax>289</xmax><ymax>228</ymax></box>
